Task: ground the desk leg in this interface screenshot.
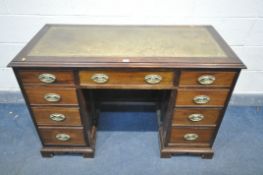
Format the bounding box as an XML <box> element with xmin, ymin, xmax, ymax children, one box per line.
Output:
<box><xmin>41</xmin><ymin>151</ymin><xmax>54</xmax><ymax>158</ymax></box>
<box><xmin>160</xmin><ymin>152</ymin><xmax>172</xmax><ymax>158</ymax></box>
<box><xmin>159</xmin><ymin>90</ymin><xmax>176</xmax><ymax>158</ymax></box>
<box><xmin>201</xmin><ymin>153</ymin><xmax>214</xmax><ymax>159</ymax></box>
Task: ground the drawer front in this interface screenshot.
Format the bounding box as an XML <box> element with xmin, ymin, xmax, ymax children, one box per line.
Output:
<box><xmin>170</xmin><ymin>127</ymin><xmax>215</xmax><ymax>144</ymax></box>
<box><xmin>176</xmin><ymin>89</ymin><xmax>229</xmax><ymax>107</ymax></box>
<box><xmin>179</xmin><ymin>71</ymin><xmax>236</xmax><ymax>87</ymax></box>
<box><xmin>172</xmin><ymin>108</ymin><xmax>222</xmax><ymax>126</ymax></box>
<box><xmin>32</xmin><ymin>107</ymin><xmax>81</xmax><ymax>126</ymax></box>
<box><xmin>24</xmin><ymin>87</ymin><xmax>78</xmax><ymax>105</ymax></box>
<box><xmin>19</xmin><ymin>70</ymin><xmax>74</xmax><ymax>85</ymax></box>
<box><xmin>39</xmin><ymin>127</ymin><xmax>86</xmax><ymax>146</ymax></box>
<box><xmin>79</xmin><ymin>70</ymin><xmax>174</xmax><ymax>89</ymax></box>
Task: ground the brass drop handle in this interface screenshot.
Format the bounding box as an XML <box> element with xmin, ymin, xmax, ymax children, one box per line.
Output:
<box><xmin>184</xmin><ymin>133</ymin><xmax>199</xmax><ymax>141</ymax></box>
<box><xmin>198</xmin><ymin>75</ymin><xmax>216</xmax><ymax>85</ymax></box>
<box><xmin>144</xmin><ymin>74</ymin><xmax>162</xmax><ymax>84</ymax></box>
<box><xmin>91</xmin><ymin>73</ymin><xmax>109</xmax><ymax>84</ymax></box>
<box><xmin>56</xmin><ymin>133</ymin><xmax>71</xmax><ymax>141</ymax></box>
<box><xmin>49</xmin><ymin>113</ymin><xmax>66</xmax><ymax>122</ymax></box>
<box><xmin>193</xmin><ymin>95</ymin><xmax>210</xmax><ymax>104</ymax></box>
<box><xmin>44</xmin><ymin>93</ymin><xmax>61</xmax><ymax>102</ymax></box>
<box><xmin>188</xmin><ymin>114</ymin><xmax>204</xmax><ymax>122</ymax></box>
<box><xmin>38</xmin><ymin>73</ymin><xmax>56</xmax><ymax>84</ymax></box>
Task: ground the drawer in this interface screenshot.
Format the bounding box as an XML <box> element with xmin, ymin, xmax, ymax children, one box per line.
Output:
<box><xmin>32</xmin><ymin>107</ymin><xmax>82</xmax><ymax>126</ymax></box>
<box><xmin>172</xmin><ymin>108</ymin><xmax>222</xmax><ymax>126</ymax></box>
<box><xmin>24</xmin><ymin>86</ymin><xmax>78</xmax><ymax>105</ymax></box>
<box><xmin>169</xmin><ymin>127</ymin><xmax>215</xmax><ymax>145</ymax></box>
<box><xmin>79</xmin><ymin>70</ymin><xmax>174</xmax><ymax>89</ymax></box>
<box><xmin>176</xmin><ymin>88</ymin><xmax>229</xmax><ymax>107</ymax></box>
<box><xmin>179</xmin><ymin>71</ymin><xmax>236</xmax><ymax>87</ymax></box>
<box><xmin>38</xmin><ymin>126</ymin><xmax>86</xmax><ymax>146</ymax></box>
<box><xmin>18</xmin><ymin>70</ymin><xmax>74</xmax><ymax>85</ymax></box>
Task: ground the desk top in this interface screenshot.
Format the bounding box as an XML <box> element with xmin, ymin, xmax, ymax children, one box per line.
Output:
<box><xmin>9</xmin><ymin>25</ymin><xmax>245</xmax><ymax>68</ymax></box>
<box><xmin>29</xmin><ymin>26</ymin><xmax>226</xmax><ymax>58</ymax></box>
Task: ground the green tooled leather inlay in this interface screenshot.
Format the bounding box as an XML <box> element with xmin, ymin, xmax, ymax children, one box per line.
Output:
<box><xmin>29</xmin><ymin>26</ymin><xmax>226</xmax><ymax>58</ymax></box>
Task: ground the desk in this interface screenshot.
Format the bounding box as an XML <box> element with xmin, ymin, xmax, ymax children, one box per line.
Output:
<box><xmin>8</xmin><ymin>25</ymin><xmax>245</xmax><ymax>159</ymax></box>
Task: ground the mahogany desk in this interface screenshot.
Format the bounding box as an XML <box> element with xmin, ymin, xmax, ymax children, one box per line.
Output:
<box><xmin>8</xmin><ymin>25</ymin><xmax>245</xmax><ymax>159</ymax></box>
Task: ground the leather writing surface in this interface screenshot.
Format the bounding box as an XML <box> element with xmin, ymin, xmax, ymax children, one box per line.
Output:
<box><xmin>29</xmin><ymin>26</ymin><xmax>226</xmax><ymax>58</ymax></box>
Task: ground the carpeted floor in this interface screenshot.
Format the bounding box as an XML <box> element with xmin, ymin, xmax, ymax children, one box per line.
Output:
<box><xmin>0</xmin><ymin>103</ymin><xmax>262</xmax><ymax>175</ymax></box>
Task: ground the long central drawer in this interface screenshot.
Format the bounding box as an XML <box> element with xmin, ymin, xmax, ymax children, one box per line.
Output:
<box><xmin>79</xmin><ymin>70</ymin><xmax>174</xmax><ymax>89</ymax></box>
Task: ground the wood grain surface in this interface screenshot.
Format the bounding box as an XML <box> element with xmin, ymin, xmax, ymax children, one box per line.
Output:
<box><xmin>179</xmin><ymin>71</ymin><xmax>236</xmax><ymax>87</ymax></box>
<box><xmin>169</xmin><ymin>127</ymin><xmax>215</xmax><ymax>144</ymax></box>
<box><xmin>79</xmin><ymin>70</ymin><xmax>174</xmax><ymax>89</ymax></box>
<box><xmin>172</xmin><ymin>108</ymin><xmax>222</xmax><ymax>126</ymax></box>
<box><xmin>176</xmin><ymin>88</ymin><xmax>229</xmax><ymax>107</ymax></box>
<box><xmin>32</xmin><ymin>107</ymin><xmax>82</xmax><ymax>126</ymax></box>
<box><xmin>19</xmin><ymin>70</ymin><xmax>74</xmax><ymax>85</ymax></box>
<box><xmin>39</xmin><ymin>126</ymin><xmax>86</xmax><ymax>146</ymax></box>
<box><xmin>24</xmin><ymin>86</ymin><xmax>78</xmax><ymax>105</ymax></box>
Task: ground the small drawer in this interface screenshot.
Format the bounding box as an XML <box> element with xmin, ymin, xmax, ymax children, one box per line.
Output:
<box><xmin>32</xmin><ymin>107</ymin><xmax>82</xmax><ymax>126</ymax></box>
<box><xmin>179</xmin><ymin>71</ymin><xmax>236</xmax><ymax>87</ymax></box>
<box><xmin>176</xmin><ymin>88</ymin><xmax>229</xmax><ymax>107</ymax></box>
<box><xmin>24</xmin><ymin>86</ymin><xmax>78</xmax><ymax>105</ymax></box>
<box><xmin>18</xmin><ymin>70</ymin><xmax>74</xmax><ymax>85</ymax></box>
<box><xmin>172</xmin><ymin>108</ymin><xmax>222</xmax><ymax>126</ymax></box>
<box><xmin>79</xmin><ymin>70</ymin><xmax>174</xmax><ymax>89</ymax></box>
<box><xmin>169</xmin><ymin>127</ymin><xmax>215</xmax><ymax>145</ymax></box>
<box><xmin>38</xmin><ymin>126</ymin><xmax>86</xmax><ymax>146</ymax></box>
